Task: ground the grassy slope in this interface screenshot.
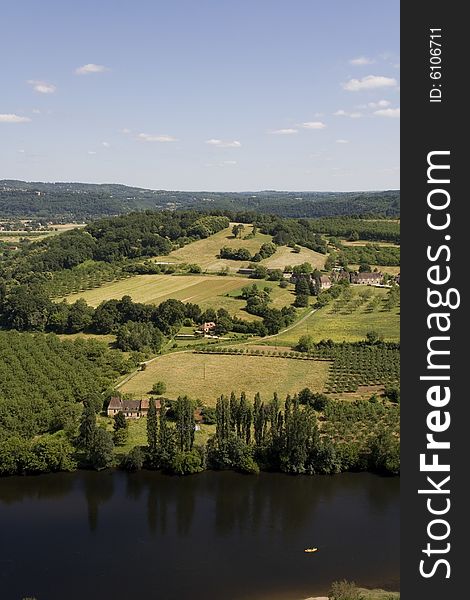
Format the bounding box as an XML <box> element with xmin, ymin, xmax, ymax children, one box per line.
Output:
<box><xmin>268</xmin><ymin>287</ymin><xmax>399</xmax><ymax>345</ymax></box>
<box><xmin>120</xmin><ymin>352</ymin><xmax>330</xmax><ymax>406</ymax></box>
<box><xmin>155</xmin><ymin>223</ymin><xmax>327</xmax><ymax>272</ymax></box>
<box><xmin>63</xmin><ymin>274</ymin><xmax>295</xmax><ymax>319</ymax></box>
<box><xmin>154</xmin><ymin>223</ymin><xmax>271</xmax><ymax>272</ymax></box>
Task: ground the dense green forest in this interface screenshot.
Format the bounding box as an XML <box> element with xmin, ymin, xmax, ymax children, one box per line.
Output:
<box><xmin>1</xmin><ymin>180</ymin><xmax>399</xmax><ymax>220</ymax></box>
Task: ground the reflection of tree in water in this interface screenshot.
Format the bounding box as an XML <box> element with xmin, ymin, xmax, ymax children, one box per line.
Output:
<box><xmin>213</xmin><ymin>472</ymin><xmax>333</xmax><ymax>538</ymax></box>
<box><xmin>144</xmin><ymin>474</ymin><xmax>198</xmax><ymax>537</ymax></box>
<box><xmin>175</xmin><ymin>477</ymin><xmax>197</xmax><ymax>537</ymax></box>
<box><xmin>0</xmin><ymin>473</ymin><xmax>75</xmax><ymax>505</ymax></box>
<box><xmin>82</xmin><ymin>472</ymin><xmax>114</xmax><ymax>532</ymax></box>
<box><xmin>145</xmin><ymin>474</ymin><xmax>169</xmax><ymax>536</ymax></box>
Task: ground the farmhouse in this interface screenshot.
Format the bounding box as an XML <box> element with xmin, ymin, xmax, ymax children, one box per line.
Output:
<box><xmin>199</xmin><ymin>321</ymin><xmax>216</xmax><ymax>336</ymax></box>
<box><xmin>107</xmin><ymin>396</ymin><xmax>161</xmax><ymax>418</ymax></box>
<box><xmin>317</xmin><ymin>275</ymin><xmax>332</xmax><ymax>290</ymax></box>
<box><xmin>350</xmin><ymin>272</ymin><xmax>383</xmax><ymax>285</ymax></box>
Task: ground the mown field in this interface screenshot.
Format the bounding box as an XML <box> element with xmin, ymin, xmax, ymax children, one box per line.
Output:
<box><xmin>154</xmin><ymin>223</ymin><xmax>271</xmax><ymax>272</ymax></box>
<box><xmin>268</xmin><ymin>286</ymin><xmax>400</xmax><ymax>345</ymax></box>
<box><xmin>154</xmin><ymin>223</ymin><xmax>327</xmax><ymax>272</ymax></box>
<box><xmin>62</xmin><ymin>274</ymin><xmax>295</xmax><ymax>319</ymax></box>
<box><xmin>120</xmin><ymin>352</ymin><xmax>330</xmax><ymax>406</ymax></box>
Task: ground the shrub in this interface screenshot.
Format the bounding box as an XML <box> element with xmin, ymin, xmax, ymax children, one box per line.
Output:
<box><xmin>151</xmin><ymin>381</ymin><xmax>167</xmax><ymax>395</ymax></box>
<box><xmin>328</xmin><ymin>580</ymin><xmax>365</xmax><ymax>600</ymax></box>
<box><xmin>122</xmin><ymin>447</ymin><xmax>144</xmax><ymax>471</ymax></box>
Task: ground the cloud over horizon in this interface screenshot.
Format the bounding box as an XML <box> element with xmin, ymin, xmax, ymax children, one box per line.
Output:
<box><xmin>342</xmin><ymin>75</ymin><xmax>397</xmax><ymax>91</ymax></box>
<box><xmin>75</xmin><ymin>63</ymin><xmax>109</xmax><ymax>75</ymax></box>
<box><xmin>0</xmin><ymin>113</ymin><xmax>31</xmax><ymax>123</ymax></box>
<box><xmin>27</xmin><ymin>80</ymin><xmax>56</xmax><ymax>94</ymax></box>
<box><xmin>138</xmin><ymin>133</ymin><xmax>178</xmax><ymax>142</ymax></box>
<box><xmin>205</xmin><ymin>138</ymin><xmax>242</xmax><ymax>147</ymax></box>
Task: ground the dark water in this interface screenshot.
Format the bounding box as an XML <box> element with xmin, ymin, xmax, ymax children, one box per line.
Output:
<box><xmin>0</xmin><ymin>471</ymin><xmax>399</xmax><ymax>600</ymax></box>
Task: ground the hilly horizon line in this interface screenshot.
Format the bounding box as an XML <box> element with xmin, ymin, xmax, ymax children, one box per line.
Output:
<box><xmin>1</xmin><ymin>179</ymin><xmax>400</xmax><ymax>195</ymax></box>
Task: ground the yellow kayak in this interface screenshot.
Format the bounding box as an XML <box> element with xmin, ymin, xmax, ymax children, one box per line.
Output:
<box><xmin>304</xmin><ymin>548</ymin><xmax>318</xmax><ymax>553</ymax></box>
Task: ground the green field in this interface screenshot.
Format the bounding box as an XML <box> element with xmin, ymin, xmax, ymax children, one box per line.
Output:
<box><xmin>154</xmin><ymin>223</ymin><xmax>272</xmax><ymax>272</ymax></box>
<box><xmin>269</xmin><ymin>286</ymin><xmax>400</xmax><ymax>345</ymax></box>
<box><xmin>63</xmin><ymin>273</ymin><xmax>295</xmax><ymax>319</ymax></box>
<box><xmin>120</xmin><ymin>352</ymin><xmax>330</xmax><ymax>406</ymax></box>
<box><xmin>262</xmin><ymin>243</ymin><xmax>327</xmax><ymax>270</ymax></box>
<box><xmin>154</xmin><ymin>223</ymin><xmax>327</xmax><ymax>272</ymax></box>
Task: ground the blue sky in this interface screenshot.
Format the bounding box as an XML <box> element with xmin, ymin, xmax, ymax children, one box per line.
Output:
<box><xmin>0</xmin><ymin>0</ymin><xmax>399</xmax><ymax>191</ymax></box>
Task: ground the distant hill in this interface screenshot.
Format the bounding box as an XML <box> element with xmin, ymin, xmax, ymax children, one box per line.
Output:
<box><xmin>0</xmin><ymin>180</ymin><xmax>400</xmax><ymax>221</ymax></box>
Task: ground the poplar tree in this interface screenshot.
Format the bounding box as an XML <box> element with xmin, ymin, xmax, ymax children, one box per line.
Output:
<box><xmin>146</xmin><ymin>397</ymin><xmax>159</xmax><ymax>468</ymax></box>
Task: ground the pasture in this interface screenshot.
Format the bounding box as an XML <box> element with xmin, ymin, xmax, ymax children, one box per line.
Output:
<box><xmin>63</xmin><ymin>273</ymin><xmax>295</xmax><ymax>319</ymax></box>
<box><xmin>154</xmin><ymin>224</ymin><xmax>272</xmax><ymax>272</ymax></box>
<box><xmin>120</xmin><ymin>352</ymin><xmax>330</xmax><ymax>406</ymax></box>
<box><xmin>154</xmin><ymin>223</ymin><xmax>327</xmax><ymax>272</ymax></box>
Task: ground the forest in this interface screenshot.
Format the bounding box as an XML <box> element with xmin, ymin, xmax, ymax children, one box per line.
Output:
<box><xmin>0</xmin><ymin>180</ymin><xmax>400</xmax><ymax>220</ymax></box>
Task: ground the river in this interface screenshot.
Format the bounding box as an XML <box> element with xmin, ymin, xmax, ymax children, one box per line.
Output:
<box><xmin>0</xmin><ymin>471</ymin><xmax>399</xmax><ymax>600</ymax></box>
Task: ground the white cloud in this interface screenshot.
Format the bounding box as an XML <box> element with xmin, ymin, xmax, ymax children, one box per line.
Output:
<box><xmin>18</xmin><ymin>149</ymin><xmax>25</xmax><ymax>153</ymax></box>
<box><xmin>120</xmin><ymin>128</ymin><xmax>131</xmax><ymax>134</ymax></box>
<box><xmin>205</xmin><ymin>138</ymin><xmax>242</xmax><ymax>147</ymax></box>
<box><xmin>333</xmin><ymin>109</ymin><xmax>362</xmax><ymax>119</ymax></box>
<box><xmin>269</xmin><ymin>128</ymin><xmax>298</xmax><ymax>135</ymax></box>
<box><xmin>75</xmin><ymin>63</ymin><xmax>109</xmax><ymax>75</ymax></box>
<box><xmin>102</xmin><ymin>141</ymin><xmax>110</xmax><ymax>148</ymax></box>
<box><xmin>138</xmin><ymin>133</ymin><xmax>178</xmax><ymax>143</ymax></box>
<box><xmin>0</xmin><ymin>113</ymin><xmax>31</xmax><ymax>123</ymax></box>
<box><xmin>374</xmin><ymin>108</ymin><xmax>400</xmax><ymax>118</ymax></box>
<box><xmin>88</xmin><ymin>151</ymin><xmax>97</xmax><ymax>155</ymax></box>
<box><xmin>220</xmin><ymin>160</ymin><xmax>237</xmax><ymax>166</ymax></box>
<box><xmin>367</xmin><ymin>100</ymin><xmax>391</xmax><ymax>109</ymax></box>
<box><xmin>27</xmin><ymin>80</ymin><xmax>56</xmax><ymax>94</ymax></box>
<box><xmin>342</xmin><ymin>75</ymin><xmax>397</xmax><ymax>92</ymax></box>
<box><xmin>32</xmin><ymin>109</ymin><xmax>41</xmax><ymax>114</ymax></box>
<box><xmin>336</xmin><ymin>139</ymin><xmax>349</xmax><ymax>144</ymax></box>
<box><xmin>349</xmin><ymin>56</ymin><xmax>374</xmax><ymax>66</ymax></box>
<box><xmin>301</xmin><ymin>121</ymin><xmax>326</xmax><ymax>130</ymax></box>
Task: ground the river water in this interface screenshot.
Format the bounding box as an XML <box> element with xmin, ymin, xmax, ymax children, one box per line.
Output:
<box><xmin>0</xmin><ymin>471</ymin><xmax>399</xmax><ymax>600</ymax></box>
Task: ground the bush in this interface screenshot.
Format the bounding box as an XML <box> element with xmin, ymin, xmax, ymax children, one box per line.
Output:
<box><xmin>151</xmin><ymin>381</ymin><xmax>167</xmax><ymax>395</ymax></box>
<box><xmin>121</xmin><ymin>447</ymin><xmax>144</xmax><ymax>471</ymax></box>
<box><xmin>279</xmin><ymin>279</ymin><xmax>289</xmax><ymax>288</ymax></box>
<box><xmin>170</xmin><ymin>449</ymin><xmax>204</xmax><ymax>475</ymax></box>
<box><xmin>328</xmin><ymin>580</ymin><xmax>365</xmax><ymax>600</ymax></box>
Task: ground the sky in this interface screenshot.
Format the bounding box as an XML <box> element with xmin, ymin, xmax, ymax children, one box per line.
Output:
<box><xmin>0</xmin><ymin>0</ymin><xmax>399</xmax><ymax>192</ymax></box>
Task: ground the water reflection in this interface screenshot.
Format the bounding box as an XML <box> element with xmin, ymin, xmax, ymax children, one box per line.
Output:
<box><xmin>0</xmin><ymin>471</ymin><xmax>399</xmax><ymax>600</ymax></box>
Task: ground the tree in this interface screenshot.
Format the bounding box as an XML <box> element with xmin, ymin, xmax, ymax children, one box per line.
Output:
<box><xmin>151</xmin><ymin>381</ymin><xmax>167</xmax><ymax>395</ymax></box>
<box><xmin>89</xmin><ymin>428</ymin><xmax>114</xmax><ymax>470</ymax></box>
<box><xmin>294</xmin><ymin>294</ymin><xmax>309</xmax><ymax>308</ymax></box>
<box><xmin>296</xmin><ymin>335</ymin><xmax>315</xmax><ymax>353</ymax></box>
<box><xmin>232</xmin><ymin>223</ymin><xmax>245</xmax><ymax>239</ymax></box>
<box><xmin>113</xmin><ymin>411</ymin><xmax>127</xmax><ymax>431</ymax></box>
<box><xmin>146</xmin><ymin>397</ymin><xmax>159</xmax><ymax>468</ymax></box>
<box><xmin>113</xmin><ymin>411</ymin><xmax>128</xmax><ymax>445</ymax></box>
<box><xmin>175</xmin><ymin>396</ymin><xmax>195</xmax><ymax>452</ymax></box>
<box><xmin>67</xmin><ymin>299</ymin><xmax>94</xmax><ymax>333</ymax></box>
<box><xmin>116</xmin><ymin>321</ymin><xmax>164</xmax><ymax>352</ymax></box>
<box><xmin>78</xmin><ymin>401</ymin><xmax>96</xmax><ymax>456</ymax></box>
<box><xmin>359</xmin><ymin>262</ymin><xmax>372</xmax><ymax>273</ymax></box>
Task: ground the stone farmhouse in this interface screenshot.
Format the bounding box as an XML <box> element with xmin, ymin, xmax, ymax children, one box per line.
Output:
<box><xmin>350</xmin><ymin>271</ymin><xmax>383</xmax><ymax>285</ymax></box>
<box><xmin>107</xmin><ymin>396</ymin><xmax>161</xmax><ymax>419</ymax></box>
